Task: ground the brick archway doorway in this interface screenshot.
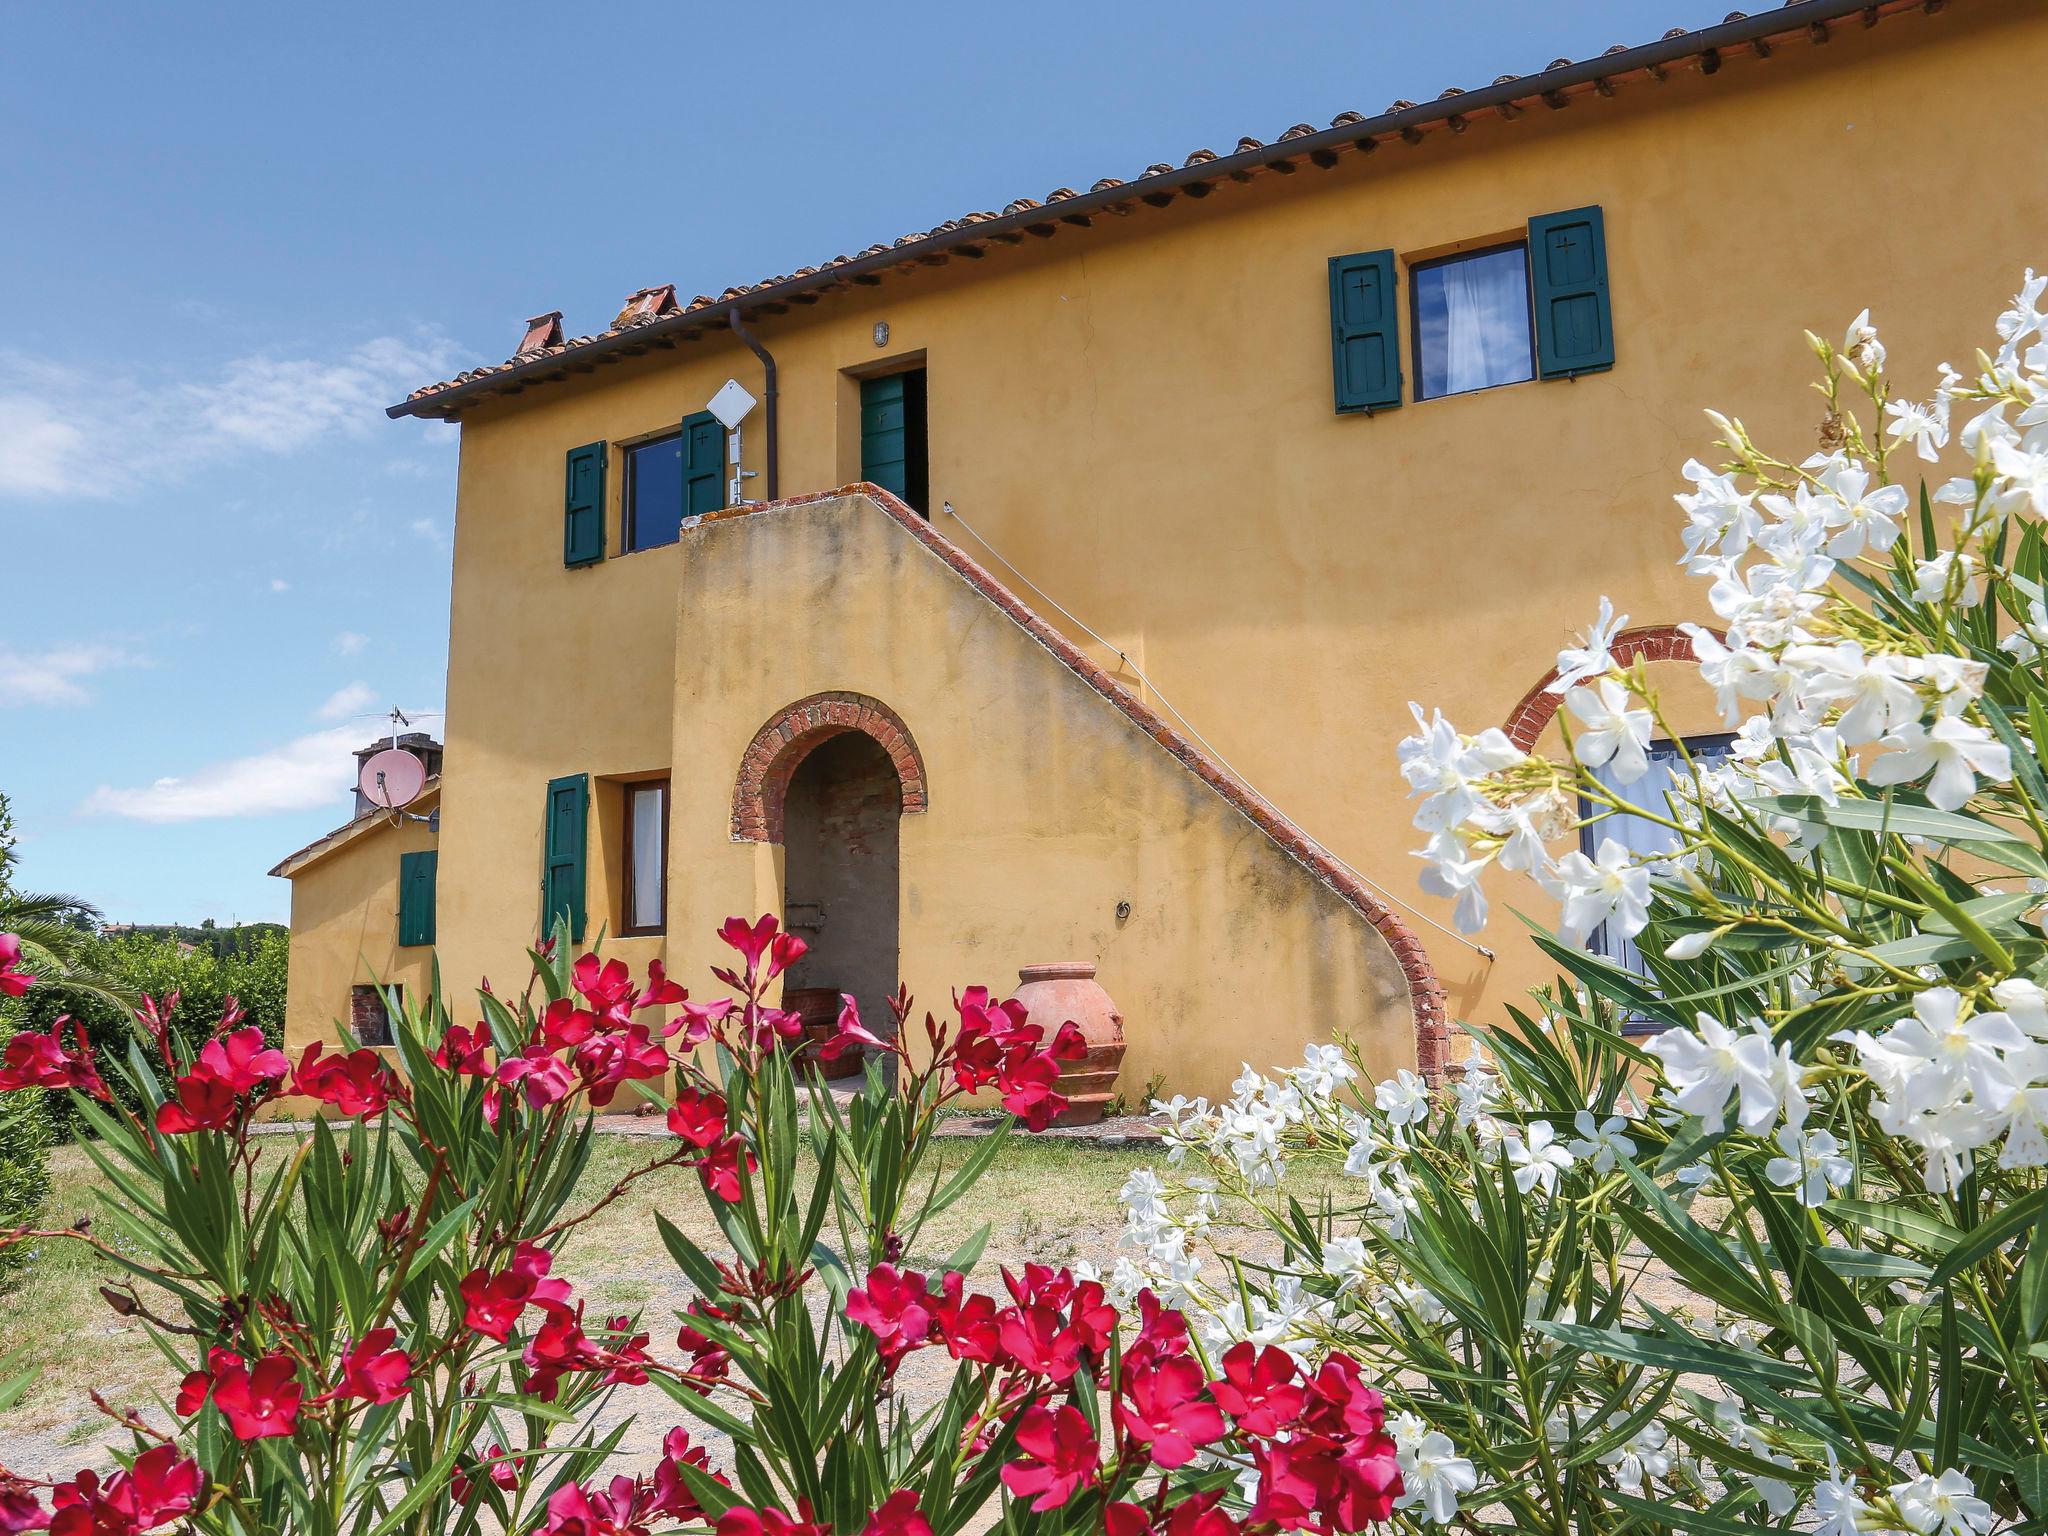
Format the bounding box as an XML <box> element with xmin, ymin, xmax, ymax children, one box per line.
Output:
<box><xmin>732</xmin><ymin>692</ymin><xmax>927</xmax><ymax>1045</ymax></box>
<box><xmin>779</xmin><ymin>733</ymin><xmax>902</xmax><ymax>1043</ymax></box>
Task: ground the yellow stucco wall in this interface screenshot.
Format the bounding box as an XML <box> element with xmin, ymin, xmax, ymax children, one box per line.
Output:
<box><xmin>286</xmin><ymin>1</ymin><xmax>2048</xmax><ymax>1092</ymax></box>
<box><xmin>668</xmin><ymin>491</ymin><xmax>1419</xmax><ymax>1094</ymax></box>
<box><xmin>279</xmin><ymin>802</ymin><xmax>439</xmax><ymax>1059</ymax></box>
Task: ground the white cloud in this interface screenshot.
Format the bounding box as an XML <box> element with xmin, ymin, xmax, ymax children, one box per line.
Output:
<box><xmin>269</xmin><ymin>578</ymin><xmax>291</xmax><ymax>593</ymax></box>
<box><xmin>332</xmin><ymin>631</ymin><xmax>369</xmax><ymax>657</ymax></box>
<box><xmin>317</xmin><ymin>682</ymin><xmax>378</xmax><ymax>721</ymax></box>
<box><xmin>408</xmin><ymin>516</ymin><xmax>450</xmax><ymax>550</ymax></box>
<box><xmin>0</xmin><ymin>333</ymin><xmax>457</xmax><ymax>502</ymax></box>
<box><xmin>82</xmin><ymin>725</ymin><xmax>361</xmax><ymax>824</ymax></box>
<box><xmin>0</xmin><ymin>642</ymin><xmax>149</xmax><ymax>707</ymax></box>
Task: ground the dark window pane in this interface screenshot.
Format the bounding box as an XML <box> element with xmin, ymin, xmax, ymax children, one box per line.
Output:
<box><xmin>1414</xmin><ymin>245</ymin><xmax>1535</xmax><ymax>400</ymax></box>
<box><xmin>626</xmin><ymin>433</ymin><xmax>684</xmax><ymax>551</ymax></box>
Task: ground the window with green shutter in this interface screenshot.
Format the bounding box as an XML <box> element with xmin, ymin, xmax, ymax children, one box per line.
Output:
<box><xmin>564</xmin><ymin>441</ymin><xmax>607</xmax><ymax>567</ymax></box>
<box><xmin>1328</xmin><ymin>250</ymin><xmax>1402</xmax><ymax>413</ymax></box>
<box><xmin>1528</xmin><ymin>206</ymin><xmax>1613</xmax><ymax>378</ymax></box>
<box><xmin>542</xmin><ymin>774</ymin><xmax>589</xmax><ymax>944</ymax></box>
<box><xmin>624</xmin><ymin>412</ymin><xmax>725</xmax><ymax>553</ymax></box>
<box><xmin>397</xmin><ymin>850</ymin><xmax>437</xmax><ymax>947</ymax></box>
<box><xmin>860</xmin><ymin>370</ymin><xmax>929</xmax><ymax>514</ymax></box>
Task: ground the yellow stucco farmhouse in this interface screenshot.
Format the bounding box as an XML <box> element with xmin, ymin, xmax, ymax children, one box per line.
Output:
<box><xmin>272</xmin><ymin>0</ymin><xmax>2046</xmax><ymax>1101</ymax></box>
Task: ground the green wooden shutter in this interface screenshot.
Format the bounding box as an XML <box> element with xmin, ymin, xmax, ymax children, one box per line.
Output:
<box><xmin>681</xmin><ymin>411</ymin><xmax>725</xmax><ymax>519</ymax></box>
<box><xmin>397</xmin><ymin>850</ymin><xmax>437</xmax><ymax>947</ymax></box>
<box><xmin>1528</xmin><ymin>206</ymin><xmax>1614</xmax><ymax>378</ymax></box>
<box><xmin>1328</xmin><ymin>250</ymin><xmax>1402</xmax><ymax>414</ymax></box>
<box><xmin>542</xmin><ymin>774</ymin><xmax>589</xmax><ymax>944</ymax></box>
<box><xmin>563</xmin><ymin>441</ymin><xmax>607</xmax><ymax>567</ymax></box>
<box><xmin>860</xmin><ymin>374</ymin><xmax>910</xmax><ymax>498</ymax></box>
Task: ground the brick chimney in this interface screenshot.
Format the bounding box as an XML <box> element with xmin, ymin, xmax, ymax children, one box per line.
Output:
<box><xmin>517</xmin><ymin>311</ymin><xmax>564</xmax><ymax>355</ymax></box>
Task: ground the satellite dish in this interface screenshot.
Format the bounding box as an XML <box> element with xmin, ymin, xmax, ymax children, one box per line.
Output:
<box><xmin>359</xmin><ymin>748</ymin><xmax>427</xmax><ymax>812</ymax></box>
<box><xmin>707</xmin><ymin>378</ymin><xmax>757</xmax><ymax>431</ymax></box>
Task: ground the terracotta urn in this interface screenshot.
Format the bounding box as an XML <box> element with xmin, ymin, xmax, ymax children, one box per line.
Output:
<box><xmin>781</xmin><ymin>986</ymin><xmax>864</xmax><ymax>1080</ymax></box>
<box><xmin>1011</xmin><ymin>962</ymin><xmax>1126</xmax><ymax>1126</ymax></box>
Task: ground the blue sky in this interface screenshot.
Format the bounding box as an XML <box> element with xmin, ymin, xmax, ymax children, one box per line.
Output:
<box><xmin>0</xmin><ymin>0</ymin><xmax>1737</xmax><ymax>924</ymax></box>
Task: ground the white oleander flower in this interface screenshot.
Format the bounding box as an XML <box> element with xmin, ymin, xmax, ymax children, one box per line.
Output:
<box><xmin>1566</xmin><ymin>1109</ymin><xmax>1638</xmax><ymax>1173</ymax></box>
<box><xmin>1566</xmin><ymin>678</ymin><xmax>1654</xmax><ymax>784</ymax></box>
<box><xmin>1504</xmin><ymin>1121</ymin><xmax>1574</xmax><ymax>1195</ymax></box>
<box><xmin>1549</xmin><ymin>837</ymin><xmax>1652</xmax><ymax>948</ymax></box>
<box><xmin>1785</xmin><ymin>642</ymin><xmax>1922</xmax><ymax>745</ymax></box>
<box><xmin>1451</xmin><ymin>1062</ymin><xmax>1500</xmax><ymax>1130</ymax></box>
<box><xmin>1764</xmin><ymin>1125</ymin><xmax>1853</xmax><ymax>1207</ymax></box>
<box><xmin>1812</xmin><ymin>1450</ymin><xmax>1872</xmax><ymax>1536</ymax></box>
<box><xmin>1865</xmin><ymin>716</ymin><xmax>2011</xmax><ymax>811</ymax></box>
<box><xmin>1291</xmin><ymin>1042</ymin><xmax>1356</xmax><ymax>1100</ymax></box>
<box><xmin>1910</xmin><ymin>550</ymin><xmax>1983</xmax><ymax>608</ymax></box>
<box><xmin>1393</xmin><ymin>1429</ymin><xmax>1480</xmax><ymax>1523</ymax></box>
<box><xmin>1842</xmin><ymin>307</ymin><xmax>1886</xmax><ymax>375</ymax></box>
<box><xmin>1815</xmin><ymin>455</ymin><xmax>1908</xmax><ymax>559</ymax></box>
<box><xmin>1648</xmin><ymin>1014</ymin><xmax>1801</xmax><ymax>1135</ymax></box>
<box><xmin>1548</xmin><ymin>595</ymin><xmax>1628</xmax><ymax>693</ymax></box>
<box><xmin>1597</xmin><ymin>1415</ymin><xmax>1671</xmax><ymax>1495</ymax></box>
<box><xmin>1891</xmin><ymin>1469</ymin><xmax>1995</xmax><ymax>1536</ymax></box>
<box><xmin>1676</xmin><ymin>458</ymin><xmax>1765</xmax><ymax>572</ymax></box>
<box><xmin>1375</xmin><ymin>1069</ymin><xmax>1432</xmax><ymax>1127</ymax></box>
<box><xmin>1320</xmin><ymin>1235</ymin><xmax>1372</xmax><ymax>1294</ymax></box>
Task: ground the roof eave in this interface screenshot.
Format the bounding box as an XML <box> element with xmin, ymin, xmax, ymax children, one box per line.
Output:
<box><xmin>388</xmin><ymin>0</ymin><xmax>1934</xmax><ymax>423</ymax></box>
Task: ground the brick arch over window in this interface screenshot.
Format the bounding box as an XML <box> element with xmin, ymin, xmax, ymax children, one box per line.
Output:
<box><xmin>731</xmin><ymin>691</ymin><xmax>929</xmax><ymax>843</ymax></box>
<box><xmin>1500</xmin><ymin>624</ymin><xmax>1715</xmax><ymax>750</ymax></box>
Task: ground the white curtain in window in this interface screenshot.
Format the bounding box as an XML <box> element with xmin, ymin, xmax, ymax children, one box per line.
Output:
<box><xmin>1436</xmin><ymin>252</ymin><xmax>1533</xmax><ymax>396</ymax></box>
<box><xmin>629</xmin><ymin>785</ymin><xmax>665</xmax><ymax>929</ymax></box>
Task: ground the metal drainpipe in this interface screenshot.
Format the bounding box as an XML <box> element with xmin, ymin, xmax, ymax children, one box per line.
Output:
<box><xmin>726</xmin><ymin>307</ymin><xmax>779</xmax><ymax>501</ymax></box>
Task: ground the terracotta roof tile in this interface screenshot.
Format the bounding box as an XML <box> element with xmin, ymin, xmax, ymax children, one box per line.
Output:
<box><xmin>389</xmin><ymin>0</ymin><xmax>1943</xmax><ymax>418</ymax></box>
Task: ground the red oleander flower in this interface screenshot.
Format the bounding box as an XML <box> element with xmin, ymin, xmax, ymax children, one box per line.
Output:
<box><xmin>433</xmin><ymin>1022</ymin><xmax>493</xmax><ymax>1075</ymax></box>
<box><xmin>0</xmin><ymin>935</ymin><xmax>35</xmax><ymax>999</ymax></box>
<box><xmin>766</xmin><ymin>931</ymin><xmax>806</xmax><ymax>979</ymax></box>
<box><xmin>522</xmin><ymin>1307</ymin><xmax>601</xmax><ymax>1402</ymax></box>
<box><xmin>1301</xmin><ymin>1351</ymin><xmax>1388</xmax><ymax>1440</ymax></box>
<box><xmin>1210</xmin><ymin>1342</ymin><xmax>1307</xmax><ymax>1437</ymax></box>
<box><xmin>666</xmin><ymin>1087</ymin><xmax>728</xmax><ymax>1148</ymax></box>
<box><xmin>715</xmin><ymin>1504</ymin><xmax>829</xmax><ymax>1536</ymax></box>
<box><xmin>817</xmin><ymin>994</ymin><xmax>890</xmax><ymax>1062</ymax></box>
<box><xmin>154</xmin><ymin>1071</ymin><xmax>240</xmax><ymax>1134</ymax></box>
<box><xmin>716</xmin><ymin>915</ymin><xmax>779</xmax><ymax>972</ymax></box>
<box><xmin>291</xmin><ymin>1042</ymin><xmax>396</xmax><ymax>1116</ymax></box>
<box><xmin>493</xmin><ymin>1042</ymin><xmax>578</xmax><ymax>1113</ymax></box>
<box><xmin>187</xmin><ymin>1351</ymin><xmax>301</xmax><ymax>1440</ymax></box>
<box><xmin>994</xmin><ymin>1303</ymin><xmax>1083</xmax><ymax>1383</ymax></box>
<box><xmin>1124</xmin><ymin>1288</ymin><xmax>1192</xmax><ymax>1372</ymax></box>
<box><xmin>932</xmin><ymin>1271</ymin><xmax>1000</xmax><ymax>1363</ymax></box>
<box><xmin>201</xmin><ymin>1026</ymin><xmax>291</xmax><ymax>1091</ymax></box>
<box><xmin>999</xmin><ymin>1402</ymin><xmax>1099</xmax><ymax>1512</ymax></box>
<box><xmin>844</xmin><ymin>1264</ymin><xmax>935</xmax><ymax>1375</ymax></box>
<box><xmin>573</xmin><ymin>1023</ymin><xmax>669</xmax><ymax>1107</ymax></box>
<box><xmin>670</xmin><ymin>998</ymin><xmax>734</xmax><ymax>1046</ymax></box>
<box><xmin>597</xmin><ymin>1317</ymin><xmax>654</xmax><ymax>1387</ymax></box>
<box><xmin>323</xmin><ymin>1328</ymin><xmax>412</xmax><ymax>1404</ymax></box>
<box><xmin>648</xmin><ymin>1427</ymin><xmax>723</xmax><ymax>1521</ymax></box>
<box><xmin>695</xmin><ymin>1135</ymin><xmax>755</xmax><ymax>1202</ymax></box>
<box><xmin>1107</xmin><ymin>1490</ymin><xmax>1240</xmax><ymax>1536</ymax></box>
<box><xmin>45</xmin><ymin>1444</ymin><xmax>201</xmax><ymax>1536</ymax></box>
<box><xmin>1117</xmin><ymin>1356</ymin><xmax>1227</xmax><ymax>1469</ymax></box>
<box><xmin>0</xmin><ymin>1019</ymin><xmax>109</xmax><ymax>1100</ymax></box>
<box><xmin>459</xmin><ymin>1240</ymin><xmax>573</xmax><ymax>1342</ymax></box>
<box><xmin>860</xmin><ymin>1490</ymin><xmax>932</xmax><ymax>1536</ymax></box>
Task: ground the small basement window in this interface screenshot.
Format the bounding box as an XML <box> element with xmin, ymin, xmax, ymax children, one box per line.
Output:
<box><xmin>349</xmin><ymin>983</ymin><xmax>399</xmax><ymax>1047</ymax></box>
<box><xmin>1411</xmin><ymin>244</ymin><xmax>1535</xmax><ymax>401</ymax></box>
<box><xmin>621</xmin><ymin>779</ymin><xmax>670</xmax><ymax>935</ymax></box>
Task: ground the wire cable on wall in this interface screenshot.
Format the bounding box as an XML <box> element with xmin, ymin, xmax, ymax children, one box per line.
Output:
<box><xmin>938</xmin><ymin>502</ymin><xmax>1495</xmax><ymax>962</ymax></box>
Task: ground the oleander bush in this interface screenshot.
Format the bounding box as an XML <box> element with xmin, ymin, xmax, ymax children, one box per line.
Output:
<box><xmin>4</xmin><ymin>929</ymin><xmax>287</xmax><ymax>1142</ymax></box>
<box><xmin>1111</xmin><ymin>281</ymin><xmax>2048</xmax><ymax>1536</ymax></box>
<box><xmin>0</xmin><ymin>916</ymin><xmax>1406</xmax><ymax>1536</ymax></box>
